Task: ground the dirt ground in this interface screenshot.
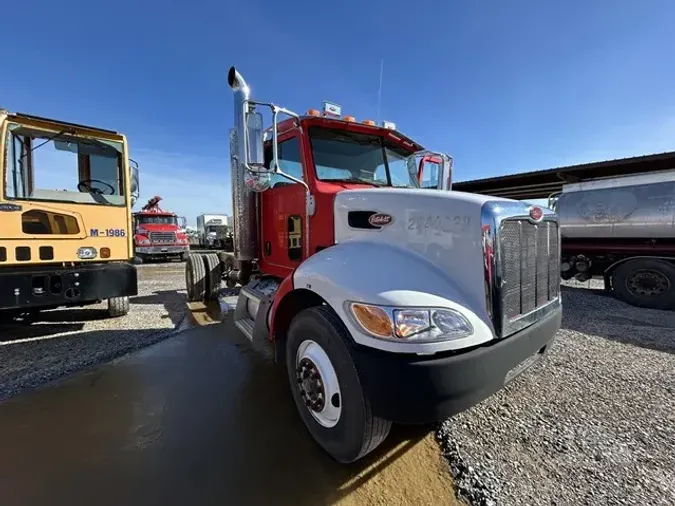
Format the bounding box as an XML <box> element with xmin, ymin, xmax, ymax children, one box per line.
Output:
<box><xmin>0</xmin><ymin>262</ymin><xmax>188</xmax><ymax>400</ymax></box>
<box><xmin>0</xmin><ymin>261</ymin><xmax>461</xmax><ymax>506</ymax></box>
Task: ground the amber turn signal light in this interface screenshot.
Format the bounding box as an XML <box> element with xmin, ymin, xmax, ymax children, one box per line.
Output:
<box><xmin>350</xmin><ymin>303</ymin><xmax>393</xmax><ymax>338</ymax></box>
<box><xmin>100</xmin><ymin>247</ymin><xmax>111</xmax><ymax>259</ymax></box>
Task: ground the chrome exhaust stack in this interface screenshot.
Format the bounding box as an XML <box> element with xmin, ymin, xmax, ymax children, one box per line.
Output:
<box><xmin>227</xmin><ymin>66</ymin><xmax>258</xmax><ymax>265</ymax></box>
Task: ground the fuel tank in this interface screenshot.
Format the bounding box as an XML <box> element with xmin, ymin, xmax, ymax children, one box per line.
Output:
<box><xmin>555</xmin><ymin>172</ymin><xmax>675</xmax><ymax>239</ymax></box>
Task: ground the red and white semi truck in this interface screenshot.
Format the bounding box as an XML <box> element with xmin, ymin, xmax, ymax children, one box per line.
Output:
<box><xmin>185</xmin><ymin>67</ymin><xmax>562</xmax><ymax>463</ymax></box>
<box><xmin>133</xmin><ymin>196</ymin><xmax>189</xmax><ymax>262</ymax></box>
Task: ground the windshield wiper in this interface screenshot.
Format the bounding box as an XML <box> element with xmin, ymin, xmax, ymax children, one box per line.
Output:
<box><xmin>324</xmin><ymin>178</ymin><xmax>388</xmax><ymax>187</ymax></box>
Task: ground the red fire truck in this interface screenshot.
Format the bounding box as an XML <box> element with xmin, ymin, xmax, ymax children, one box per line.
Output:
<box><xmin>133</xmin><ymin>196</ymin><xmax>189</xmax><ymax>262</ymax></box>
<box><xmin>185</xmin><ymin>67</ymin><xmax>562</xmax><ymax>463</ymax></box>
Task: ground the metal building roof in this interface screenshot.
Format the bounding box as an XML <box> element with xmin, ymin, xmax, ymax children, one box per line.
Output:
<box><xmin>453</xmin><ymin>151</ymin><xmax>675</xmax><ymax>199</ymax></box>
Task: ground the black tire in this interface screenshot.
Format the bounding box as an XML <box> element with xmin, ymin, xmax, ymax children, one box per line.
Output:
<box><xmin>203</xmin><ymin>253</ymin><xmax>222</xmax><ymax>300</ymax></box>
<box><xmin>185</xmin><ymin>254</ymin><xmax>207</xmax><ymax>302</ymax></box>
<box><xmin>108</xmin><ymin>296</ymin><xmax>130</xmax><ymax>317</ymax></box>
<box><xmin>286</xmin><ymin>306</ymin><xmax>391</xmax><ymax>463</ymax></box>
<box><xmin>611</xmin><ymin>258</ymin><xmax>675</xmax><ymax>310</ymax></box>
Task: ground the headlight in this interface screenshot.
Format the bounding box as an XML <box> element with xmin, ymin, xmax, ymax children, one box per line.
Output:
<box><xmin>137</xmin><ymin>237</ymin><xmax>150</xmax><ymax>245</ymax></box>
<box><xmin>77</xmin><ymin>247</ymin><xmax>98</xmax><ymax>259</ymax></box>
<box><xmin>349</xmin><ymin>303</ymin><xmax>473</xmax><ymax>342</ymax></box>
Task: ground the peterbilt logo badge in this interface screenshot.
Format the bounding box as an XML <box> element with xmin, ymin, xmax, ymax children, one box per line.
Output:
<box><xmin>368</xmin><ymin>213</ymin><xmax>394</xmax><ymax>227</ymax></box>
<box><xmin>529</xmin><ymin>206</ymin><xmax>543</xmax><ymax>222</ymax></box>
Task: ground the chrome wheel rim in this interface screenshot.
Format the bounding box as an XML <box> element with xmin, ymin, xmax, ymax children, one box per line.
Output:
<box><xmin>295</xmin><ymin>340</ymin><xmax>342</xmax><ymax>428</ymax></box>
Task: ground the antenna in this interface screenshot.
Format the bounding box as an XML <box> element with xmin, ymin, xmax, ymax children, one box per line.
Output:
<box><xmin>376</xmin><ymin>59</ymin><xmax>384</xmax><ymax>123</ymax></box>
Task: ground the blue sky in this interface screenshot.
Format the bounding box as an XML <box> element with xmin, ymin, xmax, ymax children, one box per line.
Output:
<box><xmin>3</xmin><ymin>0</ymin><xmax>674</xmax><ymax>223</ymax></box>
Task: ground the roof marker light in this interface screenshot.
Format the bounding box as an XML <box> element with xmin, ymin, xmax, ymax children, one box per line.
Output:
<box><xmin>343</xmin><ymin>116</ymin><xmax>356</xmax><ymax>122</ymax></box>
<box><xmin>306</xmin><ymin>109</ymin><xmax>321</xmax><ymax>117</ymax></box>
<box><xmin>362</xmin><ymin>119</ymin><xmax>376</xmax><ymax>126</ymax></box>
<box><xmin>323</xmin><ymin>101</ymin><xmax>342</xmax><ymax>117</ymax></box>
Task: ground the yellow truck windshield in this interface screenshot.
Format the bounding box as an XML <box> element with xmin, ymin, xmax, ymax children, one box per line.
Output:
<box><xmin>5</xmin><ymin>124</ymin><xmax>126</xmax><ymax>206</ymax></box>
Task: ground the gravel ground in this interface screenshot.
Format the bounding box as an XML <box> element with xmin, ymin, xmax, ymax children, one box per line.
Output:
<box><xmin>0</xmin><ymin>262</ymin><xmax>188</xmax><ymax>401</ymax></box>
<box><xmin>437</xmin><ymin>280</ymin><xmax>675</xmax><ymax>506</ymax></box>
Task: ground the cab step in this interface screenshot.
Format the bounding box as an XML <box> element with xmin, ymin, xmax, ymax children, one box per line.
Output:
<box><xmin>234</xmin><ymin>316</ymin><xmax>255</xmax><ymax>340</ymax></box>
<box><xmin>233</xmin><ymin>286</ymin><xmax>263</xmax><ymax>341</ymax></box>
<box><xmin>232</xmin><ymin>278</ymin><xmax>280</xmax><ymax>359</ymax></box>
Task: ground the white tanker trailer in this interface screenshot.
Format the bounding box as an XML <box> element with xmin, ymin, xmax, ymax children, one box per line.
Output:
<box><xmin>418</xmin><ymin>160</ymin><xmax>675</xmax><ymax>310</ymax></box>
<box><xmin>548</xmin><ymin>170</ymin><xmax>675</xmax><ymax>309</ymax></box>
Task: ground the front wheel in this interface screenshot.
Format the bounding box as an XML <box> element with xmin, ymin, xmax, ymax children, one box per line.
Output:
<box><xmin>611</xmin><ymin>258</ymin><xmax>675</xmax><ymax>310</ymax></box>
<box><xmin>286</xmin><ymin>306</ymin><xmax>391</xmax><ymax>463</ymax></box>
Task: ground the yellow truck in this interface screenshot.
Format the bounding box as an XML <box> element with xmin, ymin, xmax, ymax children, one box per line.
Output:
<box><xmin>0</xmin><ymin>109</ymin><xmax>139</xmax><ymax>321</ymax></box>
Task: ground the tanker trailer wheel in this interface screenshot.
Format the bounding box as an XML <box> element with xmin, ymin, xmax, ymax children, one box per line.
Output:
<box><xmin>611</xmin><ymin>258</ymin><xmax>675</xmax><ymax>310</ymax></box>
<box><xmin>108</xmin><ymin>296</ymin><xmax>130</xmax><ymax>317</ymax></box>
<box><xmin>185</xmin><ymin>254</ymin><xmax>206</xmax><ymax>302</ymax></box>
<box><xmin>203</xmin><ymin>253</ymin><xmax>222</xmax><ymax>300</ymax></box>
<box><xmin>286</xmin><ymin>306</ymin><xmax>391</xmax><ymax>463</ymax></box>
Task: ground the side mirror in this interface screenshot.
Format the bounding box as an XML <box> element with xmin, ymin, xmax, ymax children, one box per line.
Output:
<box><xmin>547</xmin><ymin>193</ymin><xmax>560</xmax><ymax>211</ymax></box>
<box><xmin>244</xmin><ymin>111</ymin><xmax>265</xmax><ymax>172</ymax></box>
<box><xmin>178</xmin><ymin>216</ymin><xmax>187</xmax><ymax>229</ymax></box>
<box><xmin>129</xmin><ymin>159</ymin><xmax>140</xmax><ymax>206</ymax></box>
<box><xmin>240</xmin><ymin>101</ymin><xmax>302</xmax><ymax>192</ymax></box>
<box><xmin>406</xmin><ymin>150</ymin><xmax>453</xmax><ymax>190</ymax></box>
<box><xmin>244</xmin><ymin>171</ymin><xmax>272</xmax><ymax>193</ymax></box>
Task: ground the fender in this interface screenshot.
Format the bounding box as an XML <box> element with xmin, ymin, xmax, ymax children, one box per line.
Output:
<box><xmin>269</xmin><ymin>273</ymin><xmax>295</xmax><ymax>337</ymax></box>
<box><xmin>292</xmin><ymin>241</ymin><xmax>495</xmax><ymax>355</ymax></box>
<box><xmin>604</xmin><ymin>255</ymin><xmax>675</xmax><ymax>275</ymax></box>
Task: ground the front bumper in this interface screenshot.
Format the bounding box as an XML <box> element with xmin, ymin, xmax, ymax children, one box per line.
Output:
<box><xmin>0</xmin><ymin>262</ymin><xmax>138</xmax><ymax>311</ymax></box>
<box><xmin>350</xmin><ymin>304</ymin><xmax>562</xmax><ymax>424</ymax></box>
<box><xmin>135</xmin><ymin>245</ymin><xmax>189</xmax><ymax>255</ymax></box>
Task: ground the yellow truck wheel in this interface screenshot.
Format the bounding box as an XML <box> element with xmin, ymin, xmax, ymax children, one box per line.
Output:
<box><xmin>108</xmin><ymin>297</ymin><xmax>130</xmax><ymax>318</ymax></box>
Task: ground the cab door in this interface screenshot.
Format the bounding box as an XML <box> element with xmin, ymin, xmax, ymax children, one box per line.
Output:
<box><xmin>259</xmin><ymin>133</ymin><xmax>307</xmax><ymax>278</ymax></box>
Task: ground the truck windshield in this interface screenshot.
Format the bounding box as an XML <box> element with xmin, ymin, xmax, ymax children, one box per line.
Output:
<box><xmin>309</xmin><ymin>127</ymin><xmax>419</xmax><ymax>188</ymax></box>
<box><xmin>4</xmin><ymin>123</ymin><xmax>126</xmax><ymax>206</ymax></box>
<box><xmin>138</xmin><ymin>215</ymin><xmax>177</xmax><ymax>225</ymax></box>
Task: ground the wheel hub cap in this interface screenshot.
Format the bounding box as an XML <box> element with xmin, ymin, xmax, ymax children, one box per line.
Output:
<box><xmin>295</xmin><ymin>339</ymin><xmax>342</xmax><ymax>428</ymax></box>
<box><xmin>627</xmin><ymin>269</ymin><xmax>670</xmax><ymax>296</ymax></box>
<box><xmin>296</xmin><ymin>358</ymin><xmax>325</xmax><ymax>411</ymax></box>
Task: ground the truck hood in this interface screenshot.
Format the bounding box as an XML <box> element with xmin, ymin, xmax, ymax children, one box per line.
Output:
<box><xmin>333</xmin><ymin>188</ymin><xmax>514</xmax><ymax>320</ymax></box>
<box><xmin>136</xmin><ymin>223</ymin><xmax>179</xmax><ymax>233</ymax></box>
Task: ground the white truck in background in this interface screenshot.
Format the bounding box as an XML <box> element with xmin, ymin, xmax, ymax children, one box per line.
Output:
<box><xmin>196</xmin><ymin>214</ymin><xmax>231</xmax><ymax>249</ymax></box>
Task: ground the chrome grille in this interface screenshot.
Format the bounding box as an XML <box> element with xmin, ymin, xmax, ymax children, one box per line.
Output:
<box><xmin>499</xmin><ymin>219</ymin><xmax>559</xmax><ymax>336</ymax></box>
<box><xmin>149</xmin><ymin>231</ymin><xmax>176</xmax><ymax>244</ymax></box>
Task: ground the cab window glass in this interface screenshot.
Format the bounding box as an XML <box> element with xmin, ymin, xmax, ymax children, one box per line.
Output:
<box><xmin>264</xmin><ymin>137</ymin><xmax>303</xmax><ymax>187</ymax></box>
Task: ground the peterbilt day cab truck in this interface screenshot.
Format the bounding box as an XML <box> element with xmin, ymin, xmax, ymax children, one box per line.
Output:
<box><xmin>0</xmin><ymin>110</ymin><xmax>139</xmax><ymax>320</ymax></box>
<box><xmin>548</xmin><ymin>171</ymin><xmax>675</xmax><ymax>309</ymax></box>
<box><xmin>185</xmin><ymin>67</ymin><xmax>562</xmax><ymax>463</ymax></box>
<box><xmin>133</xmin><ymin>196</ymin><xmax>189</xmax><ymax>262</ymax></box>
